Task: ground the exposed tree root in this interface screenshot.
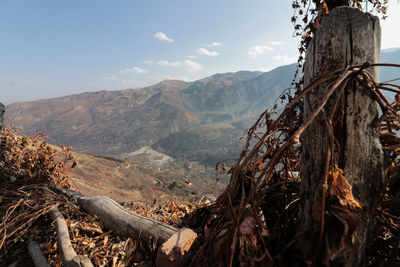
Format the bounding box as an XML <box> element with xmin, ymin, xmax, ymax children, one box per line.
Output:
<box><xmin>28</xmin><ymin>240</ymin><xmax>50</xmax><ymax>267</ymax></box>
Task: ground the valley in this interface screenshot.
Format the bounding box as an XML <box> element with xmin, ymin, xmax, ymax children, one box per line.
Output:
<box><xmin>65</xmin><ymin>150</ymin><xmax>221</xmax><ymax>203</ymax></box>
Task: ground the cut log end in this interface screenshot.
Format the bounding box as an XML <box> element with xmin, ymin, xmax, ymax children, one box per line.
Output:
<box><xmin>156</xmin><ymin>228</ymin><xmax>198</xmax><ymax>267</ymax></box>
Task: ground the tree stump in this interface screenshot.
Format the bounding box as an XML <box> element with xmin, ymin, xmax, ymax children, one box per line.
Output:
<box><xmin>300</xmin><ymin>7</ymin><xmax>385</xmax><ymax>266</ymax></box>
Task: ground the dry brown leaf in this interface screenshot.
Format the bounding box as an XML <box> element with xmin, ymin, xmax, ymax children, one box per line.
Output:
<box><xmin>328</xmin><ymin>167</ymin><xmax>361</xmax><ymax>211</ymax></box>
<box><xmin>80</xmin><ymin>222</ymin><xmax>103</xmax><ymax>234</ymax></box>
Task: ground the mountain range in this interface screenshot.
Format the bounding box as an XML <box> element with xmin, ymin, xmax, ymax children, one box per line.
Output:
<box><xmin>6</xmin><ymin>64</ymin><xmax>296</xmax><ymax>166</ymax></box>
<box><xmin>5</xmin><ymin>49</ymin><xmax>400</xmax><ymax>166</ymax></box>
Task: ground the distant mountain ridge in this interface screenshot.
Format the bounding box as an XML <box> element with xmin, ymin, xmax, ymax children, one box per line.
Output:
<box><xmin>6</xmin><ymin>49</ymin><xmax>400</xmax><ymax>166</ymax></box>
<box><xmin>6</xmin><ymin>65</ymin><xmax>296</xmax><ymax>165</ymax></box>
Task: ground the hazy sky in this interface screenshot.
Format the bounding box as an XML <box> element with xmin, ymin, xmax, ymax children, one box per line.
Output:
<box><xmin>1</xmin><ymin>0</ymin><xmax>400</xmax><ymax>104</ymax></box>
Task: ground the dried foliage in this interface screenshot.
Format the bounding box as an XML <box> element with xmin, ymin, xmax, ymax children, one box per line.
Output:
<box><xmin>0</xmin><ymin>124</ymin><xmax>75</xmax><ymax>188</ymax></box>
<box><xmin>291</xmin><ymin>0</ymin><xmax>388</xmax><ymax>73</ymax></box>
<box><xmin>186</xmin><ymin>62</ymin><xmax>400</xmax><ymax>266</ymax></box>
<box><xmin>0</xmin><ymin>125</ymin><xmax>75</xmax><ymax>262</ymax></box>
<box><xmin>126</xmin><ymin>200</ymin><xmax>198</xmax><ymax>227</ymax></box>
<box><xmin>35</xmin><ymin>204</ymin><xmax>153</xmax><ymax>267</ymax></box>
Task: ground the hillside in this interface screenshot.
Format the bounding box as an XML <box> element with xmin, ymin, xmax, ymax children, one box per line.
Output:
<box><xmin>65</xmin><ymin>150</ymin><xmax>217</xmax><ymax>203</ymax></box>
<box><xmin>5</xmin><ymin>65</ymin><xmax>296</xmax><ymax>166</ymax></box>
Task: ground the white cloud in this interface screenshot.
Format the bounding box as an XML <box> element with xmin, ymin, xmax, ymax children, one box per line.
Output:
<box><xmin>157</xmin><ymin>60</ymin><xmax>182</xmax><ymax>67</ymax></box>
<box><xmin>154</xmin><ymin>32</ymin><xmax>174</xmax><ymax>43</ymax></box>
<box><xmin>271</xmin><ymin>41</ymin><xmax>286</xmax><ymax>46</ymax></box>
<box><xmin>156</xmin><ymin>59</ymin><xmax>202</xmax><ymax>72</ymax></box>
<box><xmin>196</xmin><ymin>47</ymin><xmax>219</xmax><ymax>57</ymax></box>
<box><xmin>187</xmin><ymin>55</ymin><xmax>197</xmax><ymax>59</ymax></box>
<box><xmin>248</xmin><ymin>45</ymin><xmax>273</xmax><ymax>58</ymax></box>
<box><xmin>100</xmin><ymin>75</ymin><xmax>145</xmax><ymax>87</ymax></box>
<box><xmin>120</xmin><ymin>79</ymin><xmax>146</xmax><ymax>87</ymax></box>
<box><xmin>162</xmin><ymin>75</ymin><xmax>191</xmax><ymax>81</ymax></box>
<box><xmin>183</xmin><ymin>60</ymin><xmax>203</xmax><ymax>72</ymax></box>
<box><xmin>272</xmin><ymin>54</ymin><xmax>297</xmax><ymax>64</ymax></box>
<box><xmin>120</xmin><ymin>67</ymin><xmax>148</xmax><ymax>74</ymax></box>
<box><xmin>206</xmin><ymin>42</ymin><xmax>222</xmax><ymax>47</ymax></box>
<box><xmin>197</xmin><ymin>41</ymin><xmax>222</xmax><ymax>47</ymax></box>
<box><xmin>143</xmin><ymin>60</ymin><xmax>154</xmax><ymax>65</ymax></box>
<box><xmin>100</xmin><ymin>75</ymin><xmax>146</xmax><ymax>88</ymax></box>
<box><xmin>101</xmin><ymin>75</ymin><xmax>118</xmax><ymax>81</ymax></box>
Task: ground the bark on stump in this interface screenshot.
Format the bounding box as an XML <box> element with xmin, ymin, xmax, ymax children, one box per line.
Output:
<box><xmin>300</xmin><ymin>7</ymin><xmax>385</xmax><ymax>266</ymax></box>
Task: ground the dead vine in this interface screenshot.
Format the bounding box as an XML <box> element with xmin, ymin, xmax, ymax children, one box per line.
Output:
<box><xmin>188</xmin><ymin>62</ymin><xmax>400</xmax><ymax>266</ymax></box>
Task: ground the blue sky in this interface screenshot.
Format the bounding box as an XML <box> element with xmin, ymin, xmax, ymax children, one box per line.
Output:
<box><xmin>1</xmin><ymin>0</ymin><xmax>400</xmax><ymax>104</ymax></box>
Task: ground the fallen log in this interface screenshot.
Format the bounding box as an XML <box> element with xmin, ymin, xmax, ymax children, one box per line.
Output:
<box><xmin>59</xmin><ymin>189</ymin><xmax>198</xmax><ymax>266</ymax></box>
<box><xmin>60</xmin><ymin>189</ymin><xmax>178</xmax><ymax>245</ymax></box>
<box><xmin>50</xmin><ymin>206</ymin><xmax>94</xmax><ymax>267</ymax></box>
<box><xmin>28</xmin><ymin>240</ymin><xmax>50</xmax><ymax>267</ymax></box>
